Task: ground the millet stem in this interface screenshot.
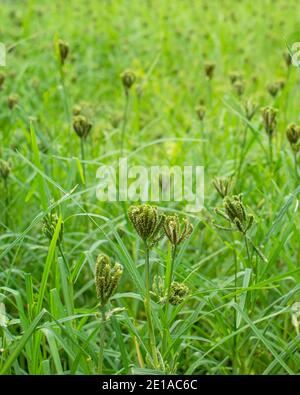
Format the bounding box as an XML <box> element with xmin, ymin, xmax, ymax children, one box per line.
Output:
<box><xmin>162</xmin><ymin>244</ymin><xmax>177</xmax><ymax>356</ymax></box>
<box><xmin>4</xmin><ymin>178</ymin><xmax>9</xmax><ymax>227</ymax></box>
<box><xmin>144</xmin><ymin>242</ymin><xmax>159</xmax><ymax>368</ymax></box>
<box><xmin>121</xmin><ymin>90</ymin><xmax>130</xmax><ymax>156</ymax></box>
<box><xmin>98</xmin><ymin>306</ymin><xmax>106</xmax><ymax>374</ymax></box>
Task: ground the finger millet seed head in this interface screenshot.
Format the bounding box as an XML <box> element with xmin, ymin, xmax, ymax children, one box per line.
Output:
<box><xmin>223</xmin><ymin>194</ymin><xmax>254</xmax><ymax>234</ymax></box>
<box><xmin>42</xmin><ymin>213</ymin><xmax>64</xmax><ymax>243</ymax></box>
<box><xmin>163</xmin><ymin>215</ymin><xmax>193</xmax><ymax>247</ymax></box>
<box><xmin>229</xmin><ymin>71</ymin><xmax>243</xmax><ymax>85</ymax></box>
<box><xmin>204</xmin><ymin>61</ymin><xmax>215</xmax><ymax>79</ymax></box>
<box><xmin>261</xmin><ymin>106</ymin><xmax>278</xmax><ymax>136</ymax></box>
<box><xmin>286</xmin><ymin>123</ymin><xmax>300</xmax><ymax>145</ymax></box>
<box><xmin>169</xmin><ymin>282</ymin><xmax>189</xmax><ymax>305</ymax></box>
<box><xmin>267</xmin><ymin>80</ymin><xmax>285</xmax><ymax>98</ymax></box>
<box><xmin>73</xmin><ymin>115</ymin><xmax>93</xmax><ymax>138</ymax></box>
<box><xmin>213</xmin><ymin>176</ymin><xmax>233</xmax><ymax>198</ymax></box>
<box><xmin>0</xmin><ymin>159</ymin><xmax>11</xmax><ymax>179</ymax></box>
<box><xmin>73</xmin><ymin>105</ymin><xmax>82</xmax><ymax>116</ymax></box>
<box><xmin>233</xmin><ymin>80</ymin><xmax>245</xmax><ymax>97</ymax></box>
<box><xmin>195</xmin><ymin>105</ymin><xmax>206</xmax><ymax>121</ymax></box>
<box><xmin>58</xmin><ymin>39</ymin><xmax>69</xmax><ymax>64</ymax></box>
<box><xmin>121</xmin><ymin>69</ymin><xmax>136</xmax><ymax>92</ymax></box>
<box><xmin>128</xmin><ymin>204</ymin><xmax>165</xmax><ymax>245</ymax></box>
<box><xmin>0</xmin><ymin>72</ymin><xmax>5</xmax><ymax>89</ymax></box>
<box><xmin>7</xmin><ymin>93</ymin><xmax>19</xmax><ymax>110</ymax></box>
<box><xmin>284</xmin><ymin>51</ymin><xmax>292</xmax><ymax>67</ymax></box>
<box><xmin>95</xmin><ymin>254</ymin><xmax>123</xmax><ymax>307</ymax></box>
<box><xmin>286</xmin><ymin>123</ymin><xmax>300</xmax><ymax>153</ymax></box>
<box><xmin>244</xmin><ymin>99</ymin><xmax>257</xmax><ymax>121</ymax></box>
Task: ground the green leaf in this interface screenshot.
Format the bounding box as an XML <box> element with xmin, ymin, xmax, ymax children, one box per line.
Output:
<box><xmin>0</xmin><ymin>309</ymin><xmax>47</xmax><ymax>374</ymax></box>
<box><xmin>30</xmin><ymin>121</ymin><xmax>48</xmax><ymax>210</ymax></box>
<box><xmin>41</xmin><ymin>328</ymin><xmax>63</xmax><ymax>374</ymax></box>
<box><xmin>36</xmin><ymin>216</ymin><xmax>63</xmax><ymax>314</ymax></box>
<box><xmin>237</xmin><ymin>268</ymin><xmax>252</xmax><ymax>328</ymax></box>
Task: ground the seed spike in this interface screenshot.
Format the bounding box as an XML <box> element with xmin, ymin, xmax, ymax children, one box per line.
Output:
<box><xmin>95</xmin><ymin>254</ymin><xmax>123</xmax><ymax>307</ymax></box>
<box><xmin>163</xmin><ymin>215</ymin><xmax>193</xmax><ymax>247</ymax></box>
<box><xmin>128</xmin><ymin>204</ymin><xmax>165</xmax><ymax>246</ymax></box>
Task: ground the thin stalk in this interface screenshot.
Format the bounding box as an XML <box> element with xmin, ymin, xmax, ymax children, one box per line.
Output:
<box><xmin>4</xmin><ymin>178</ymin><xmax>9</xmax><ymax>227</ymax></box>
<box><xmin>162</xmin><ymin>245</ymin><xmax>177</xmax><ymax>356</ymax></box>
<box><xmin>232</xmin><ymin>235</ymin><xmax>238</xmax><ymax>374</ymax></box>
<box><xmin>121</xmin><ymin>91</ymin><xmax>130</xmax><ymax>156</ymax></box>
<box><xmin>58</xmin><ymin>243</ymin><xmax>69</xmax><ymax>271</ymax></box>
<box><xmin>58</xmin><ymin>64</ymin><xmax>71</xmax><ymax>125</ymax></box>
<box><xmin>236</xmin><ymin>124</ymin><xmax>248</xmax><ymax>185</ymax></box>
<box><xmin>55</xmin><ymin>51</ymin><xmax>72</xmax><ymax>156</ymax></box>
<box><xmin>80</xmin><ymin>137</ymin><xmax>89</xmax><ymax>225</ymax></box>
<box><xmin>207</xmin><ymin>79</ymin><xmax>212</xmax><ymax>106</ymax></box>
<box><xmin>269</xmin><ymin>135</ymin><xmax>273</xmax><ymax>172</ymax></box>
<box><xmin>80</xmin><ymin>138</ymin><xmax>86</xmax><ymax>185</ymax></box>
<box><xmin>144</xmin><ymin>242</ymin><xmax>159</xmax><ymax>368</ymax></box>
<box><xmin>58</xmin><ymin>242</ymin><xmax>74</xmax><ymax>313</ymax></box>
<box><xmin>294</xmin><ymin>152</ymin><xmax>298</xmax><ymax>183</ymax></box>
<box><xmin>244</xmin><ymin>236</ymin><xmax>251</xmax><ymax>267</ymax></box>
<box><xmin>98</xmin><ymin>306</ymin><xmax>106</xmax><ymax>374</ymax></box>
<box><xmin>201</xmin><ymin>120</ymin><xmax>207</xmax><ymax>165</ymax></box>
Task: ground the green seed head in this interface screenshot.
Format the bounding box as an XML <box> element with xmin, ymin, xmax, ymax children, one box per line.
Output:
<box><xmin>0</xmin><ymin>160</ymin><xmax>11</xmax><ymax>179</ymax></box>
<box><xmin>244</xmin><ymin>99</ymin><xmax>257</xmax><ymax>121</ymax></box>
<box><xmin>204</xmin><ymin>61</ymin><xmax>215</xmax><ymax>79</ymax></box>
<box><xmin>229</xmin><ymin>71</ymin><xmax>243</xmax><ymax>85</ymax></box>
<box><xmin>58</xmin><ymin>39</ymin><xmax>69</xmax><ymax>64</ymax></box>
<box><xmin>95</xmin><ymin>254</ymin><xmax>123</xmax><ymax>307</ymax></box>
<box><xmin>195</xmin><ymin>105</ymin><xmax>206</xmax><ymax>121</ymax></box>
<box><xmin>110</xmin><ymin>111</ymin><xmax>123</xmax><ymax>129</ymax></box>
<box><xmin>223</xmin><ymin>194</ymin><xmax>254</xmax><ymax>234</ymax></box>
<box><xmin>121</xmin><ymin>69</ymin><xmax>136</xmax><ymax>92</ymax></box>
<box><xmin>169</xmin><ymin>281</ymin><xmax>189</xmax><ymax>305</ymax></box>
<box><xmin>72</xmin><ymin>105</ymin><xmax>82</xmax><ymax>116</ymax></box>
<box><xmin>0</xmin><ymin>72</ymin><xmax>5</xmax><ymax>89</ymax></box>
<box><xmin>163</xmin><ymin>215</ymin><xmax>193</xmax><ymax>247</ymax></box>
<box><xmin>267</xmin><ymin>80</ymin><xmax>285</xmax><ymax>98</ymax></box>
<box><xmin>213</xmin><ymin>176</ymin><xmax>233</xmax><ymax>199</ymax></box>
<box><xmin>7</xmin><ymin>93</ymin><xmax>19</xmax><ymax>110</ymax></box>
<box><xmin>224</xmin><ymin>195</ymin><xmax>246</xmax><ymax>224</ymax></box>
<box><xmin>42</xmin><ymin>213</ymin><xmax>64</xmax><ymax>244</ymax></box>
<box><xmin>283</xmin><ymin>51</ymin><xmax>291</xmax><ymax>68</ymax></box>
<box><xmin>261</xmin><ymin>106</ymin><xmax>278</xmax><ymax>136</ymax></box>
<box><xmin>233</xmin><ymin>80</ymin><xmax>244</xmax><ymax>97</ymax></box>
<box><xmin>128</xmin><ymin>204</ymin><xmax>165</xmax><ymax>245</ymax></box>
<box><xmin>73</xmin><ymin>115</ymin><xmax>92</xmax><ymax>138</ymax></box>
<box><xmin>286</xmin><ymin>123</ymin><xmax>300</xmax><ymax>145</ymax></box>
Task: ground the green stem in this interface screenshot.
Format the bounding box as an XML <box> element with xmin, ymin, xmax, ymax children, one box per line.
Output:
<box><xmin>98</xmin><ymin>306</ymin><xmax>106</xmax><ymax>374</ymax></box>
<box><xmin>121</xmin><ymin>91</ymin><xmax>130</xmax><ymax>156</ymax></box>
<box><xmin>58</xmin><ymin>64</ymin><xmax>71</xmax><ymax>125</ymax></box>
<box><xmin>245</xmin><ymin>235</ymin><xmax>251</xmax><ymax>267</ymax></box>
<box><xmin>207</xmin><ymin>79</ymin><xmax>212</xmax><ymax>106</ymax></box>
<box><xmin>58</xmin><ymin>243</ymin><xmax>69</xmax><ymax>271</ymax></box>
<box><xmin>80</xmin><ymin>138</ymin><xmax>89</xmax><ymax>227</ymax></box>
<box><xmin>144</xmin><ymin>243</ymin><xmax>159</xmax><ymax>368</ymax></box>
<box><xmin>294</xmin><ymin>152</ymin><xmax>298</xmax><ymax>184</ymax></box>
<box><xmin>201</xmin><ymin>120</ymin><xmax>207</xmax><ymax>165</ymax></box>
<box><xmin>236</xmin><ymin>124</ymin><xmax>248</xmax><ymax>186</ymax></box>
<box><xmin>232</xmin><ymin>235</ymin><xmax>238</xmax><ymax>374</ymax></box>
<box><xmin>80</xmin><ymin>137</ymin><xmax>86</xmax><ymax>186</ymax></box>
<box><xmin>162</xmin><ymin>245</ymin><xmax>177</xmax><ymax>357</ymax></box>
<box><xmin>4</xmin><ymin>178</ymin><xmax>9</xmax><ymax>227</ymax></box>
<box><xmin>269</xmin><ymin>135</ymin><xmax>273</xmax><ymax>172</ymax></box>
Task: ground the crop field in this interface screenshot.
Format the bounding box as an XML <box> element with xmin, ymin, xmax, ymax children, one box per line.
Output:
<box><xmin>0</xmin><ymin>0</ymin><xmax>300</xmax><ymax>376</ymax></box>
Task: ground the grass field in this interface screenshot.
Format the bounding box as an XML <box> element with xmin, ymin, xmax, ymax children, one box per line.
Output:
<box><xmin>0</xmin><ymin>0</ymin><xmax>300</xmax><ymax>375</ymax></box>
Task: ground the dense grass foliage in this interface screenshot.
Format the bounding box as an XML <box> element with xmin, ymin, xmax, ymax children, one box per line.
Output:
<box><xmin>0</xmin><ymin>0</ymin><xmax>300</xmax><ymax>375</ymax></box>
